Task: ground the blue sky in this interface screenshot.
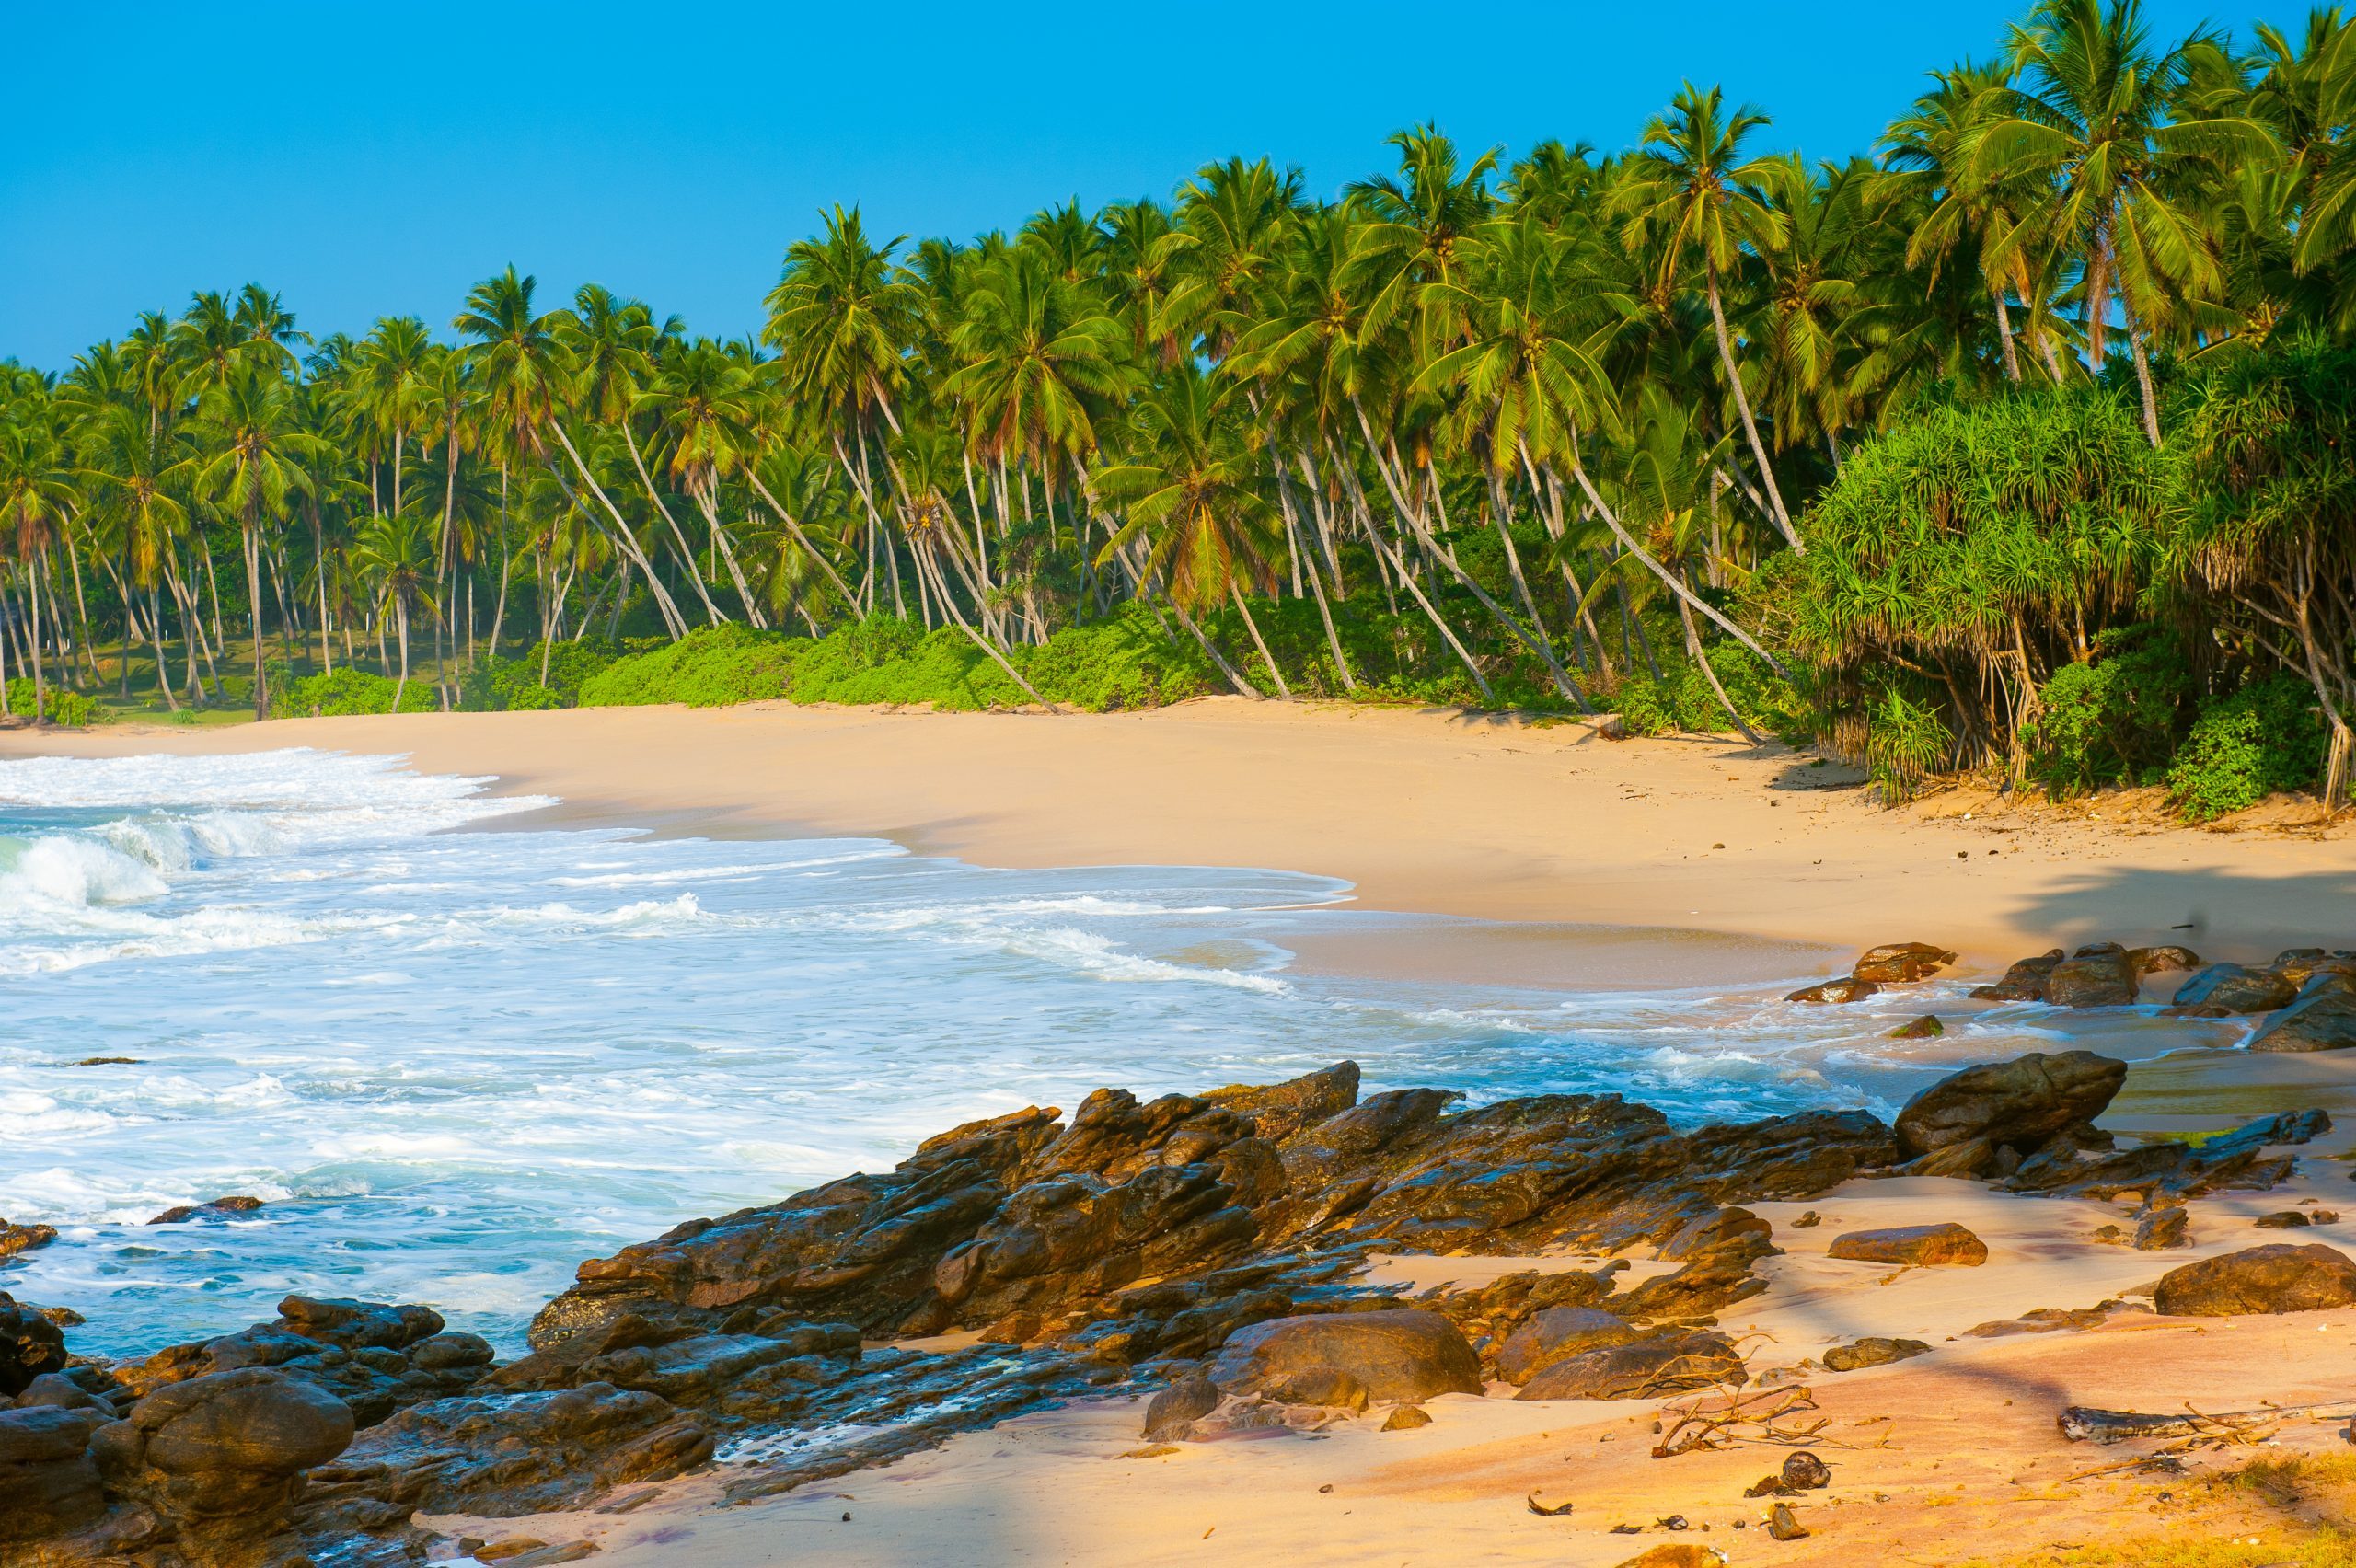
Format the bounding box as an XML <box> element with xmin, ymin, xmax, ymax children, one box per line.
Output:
<box><xmin>1</xmin><ymin>0</ymin><xmax>2258</xmax><ymax>370</ymax></box>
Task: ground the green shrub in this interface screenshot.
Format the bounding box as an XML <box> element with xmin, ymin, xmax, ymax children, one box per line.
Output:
<box><xmin>1613</xmin><ymin>678</ymin><xmax>1677</xmax><ymax>736</ymax></box>
<box><xmin>1019</xmin><ymin>607</ymin><xmax>1213</xmax><ymax>709</ymax></box>
<box><xmin>2025</xmin><ymin>627</ymin><xmax>2193</xmax><ymax>796</ymax></box>
<box><xmin>1866</xmin><ymin>687</ymin><xmax>1951</xmax><ymax>803</ymax></box>
<box><xmin>271</xmin><ymin>667</ymin><xmax>439</xmax><ymax>718</ymax></box>
<box><xmin>577</xmin><ymin>624</ymin><xmax>804</xmax><ymax>709</ymax></box>
<box><xmin>2</xmin><ymin>678</ymin><xmax>100</xmax><ymax>726</ymax></box>
<box><xmin>2166</xmin><ymin>675</ymin><xmax>2326</xmax><ymax>822</ymax></box>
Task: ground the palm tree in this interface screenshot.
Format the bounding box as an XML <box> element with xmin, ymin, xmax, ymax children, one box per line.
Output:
<box><xmin>0</xmin><ymin>409</ymin><xmax>76</xmax><ymax>718</ymax></box>
<box><xmin>191</xmin><ymin>364</ymin><xmax>327</xmax><ymax>717</ymax></box>
<box><xmin>1614</xmin><ymin>84</ymin><xmax>1807</xmax><ymax>550</ymax></box>
<box><xmin>349</xmin><ymin>510</ymin><xmax>439</xmax><ymax>712</ymax></box>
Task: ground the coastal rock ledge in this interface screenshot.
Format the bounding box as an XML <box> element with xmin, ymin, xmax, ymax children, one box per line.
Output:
<box><xmin>2</xmin><ymin>1047</ymin><xmax>2326</xmax><ymax>1565</ymax></box>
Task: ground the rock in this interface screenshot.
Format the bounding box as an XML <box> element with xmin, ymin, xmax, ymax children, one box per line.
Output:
<box><xmin>1496</xmin><ymin>1308</ymin><xmax>1641</xmax><ymax>1385</ymax></box>
<box><xmin>1888</xmin><ymin>1015</ymin><xmax>1944</xmax><ymax>1040</ymax></box>
<box><xmin>2134</xmin><ymin>1205</ymin><xmax>2190</xmax><ymax>1250</ymax></box>
<box><xmin>1852</xmin><ymin>943</ymin><xmax>1958</xmax><ymax>984</ymax></box>
<box><xmin>1895</xmin><ymin>1051</ymin><xmax>2127</xmax><ymax>1163</ymax></box>
<box><xmin>2044</xmin><ymin>948</ymin><xmax>2141</xmax><ymax>1008</ymax></box>
<box><xmin>1971</xmin><ymin>948</ymin><xmax>2066</xmax><ymax>1002</ymax></box>
<box><xmin>1785</xmin><ymin>977</ymin><xmax>1878</xmax><ymax>1004</ymax></box>
<box><xmin>1820</xmin><ymin>1337</ymin><xmax>1930</xmax><ymax>1372</ymax></box>
<box><xmin>2257</xmin><ymin>1211</ymin><xmax>2312</xmax><ymax>1229</ymax></box>
<box><xmin>1657</xmin><ymin>1206</ymin><xmax>1773</xmax><ymax>1262</ymax></box>
<box><xmin>277</xmin><ymin>1294</ymin><xmax>445</xmax><ymax>1351</ymax></box>
<box><xmin>1140</xmin><ymin>1374</ymin><xmax>1220</xmax><ymax>1441</ymax></box>
<box><xmin>1381</xmin><ymin>1405</ymin><xmax>1431</xmax><ymax>1431</ymax></box>
<box><xmin>2250</xmin><ymin>989</ymin><xmax>2356</xmax><ymax>1053</ymax></box>
<box><xmin>0</xmin><ymin>1405</ymin><xmax>108</xmax><ymax>1543</ymax></box>
<box><xmin>1515</xmin><ymin>1332</ymin><xmax>1745</xmax><ymax>1401</ymax></box>
<box><xmin>12</xmin><ymin>1373</ymin><xmax>116</xmax><ymax>1415</ymax></box>
<box><xmin>1613</xmin><ymin>1549</ymin><xmax>1725</xmax><ymax>1568</ymax></box>
<box><xmin>2153</xmin><ymin>1244</ymin><xmax>2356</xmax><ymax>1316</ymax></box>
<box><xmin>2127</xmin><ymin>945</ymin><xmax>2202</xmax><ymax>975</ymax></box>
<box><xmin>1792</xmin><ymin>1211</ymin><xmax>1820</xmax><ymax>1228</ymax></box>
<box><xmin>89</xmin><ymin>1366</ymin><xmax>355</xmax><ymax>1557</ymax></box>
<box><xmin>1767</xmin><ymin>1500</ymin><xmax>1809</xmax><ymax>1539</ymax></box>
<box><xmin>1207</xmin><ymin>1310</ymin><xmax>1481</xmax><ymax>1404</ymax></box>
<box><xmin>147</xmin><ymin>1194</ymin><xmax>266</xmax><ymax>1226</ymax></box>
<box><xmin>1783</xmin><ymin>1450</ymin><xmax>1831</xmax><ymax>1489</ymax></box>
<box><xmin>2274</xmin><ymin>951</ymin><xmax>2356</xmax><ymax>988</ymax></box>
<box><xmin>0</xmin><ymin>1219</ymin><xmax>59</xmax><ymax>1260</ymax></box>
<box><xmin>1827</xmin><ymin>1223</ymin><xmax>1988</xmax><ymax>1266</ymax></box>
<box><xmin>1202</xmin><ymin>1061</ymin><xmax>1362</xmax><ymax>1144</ymax></box>
<box><xmin>1263</xmin><ymin>1366</ymin><xmax>1369</xmax><ymax>1412</ymax></box>
<box><xmin>2171</xmin><ymin>964</ymin><xmax>2296</xmax><ymax>1015</ymax></box>
<box><xmin>2199</xmin><ymin>1109</ymin><xmax>2334</xmax><ymax>1159</ymax></box>
<box><xmin>1964</xmin><ymin>1306</ymin><xmax>2108</xmax><ymax>1337</ymax></box>
<box><xmin>0</xmin><ymin>1297</ymin><xmax>68</xmax><ymax>1397</ymax></box>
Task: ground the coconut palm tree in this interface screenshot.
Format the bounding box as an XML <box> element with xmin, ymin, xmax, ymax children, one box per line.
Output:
<box><xmin>191</xmin><ymin>364</ymin><xmax>329</xmax><ymax>717</ymax></box>
<box><xmin>349</xmin><ymin>510</ymin><xmax>440</xmax><ymax>712</ymax></box>
<box><xmin>0</xmin><ymin>406</ymin><xmax>77</xmax><ymax>718</ymax></box>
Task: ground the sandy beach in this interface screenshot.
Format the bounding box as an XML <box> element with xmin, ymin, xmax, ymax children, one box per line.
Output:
<box><xmin>6</xmin><ymin>698</ymin><xmax>2351</xmax><ymax>973</ymax></box>
<box><xmin>12</xmin><ymin>699</ymin><xmax>2356</xmax><ymax>1567</ymax></box>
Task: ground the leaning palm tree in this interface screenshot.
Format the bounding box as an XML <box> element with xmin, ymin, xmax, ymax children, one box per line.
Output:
<box><xmin>1613</xmin><ymin>84</ymin><xmax>1806</xmax><ymax>550</ymax></box>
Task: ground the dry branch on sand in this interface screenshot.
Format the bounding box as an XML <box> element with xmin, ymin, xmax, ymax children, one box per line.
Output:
<box><xmin>1652</xmin><ymin>1383</ymin><xmax>1838</xmax><ymax>1459</ymax></box>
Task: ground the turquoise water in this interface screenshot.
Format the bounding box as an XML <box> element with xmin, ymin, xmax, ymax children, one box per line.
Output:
<box><xmin>0</xmin><ymin>747</ymin><xmax>2121</xmax><ymax>1355</ymax></box>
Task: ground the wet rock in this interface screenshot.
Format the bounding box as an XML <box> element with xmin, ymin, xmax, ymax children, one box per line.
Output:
<box><xmin>1381</xmin><ymin>1405</ymin><xmax>1431</xmax><ymax>1431</ymax></box>
<box><xmin>1496</xmin><ymin>1308</ymin><xmax>1641</xmax><ymax>1385</ymax></box>
<box><xmin>2257</xmin><ymin>1211</ymin><xmax>2312</xmax><ymax>1229</ymax></box>
<box><xmin>2170</xmin><ymin>963</ymin><xmax>2296</xmax><ymax>1015</ymax></box>
<box><xmin>1140</xmin><ymin>1373</ymin><xmax>1220</xmax><ymax>1441</ymax></box>
<box><xmin>2153</xmin><ymin>1244</ymin><xmax>2356</xmax><ymax>1316</ymax></box>
<box><xmin>92</xmin><ymin>1366</ymin><xmax>354</xmax><ymax>1559</ymax></box>
<box><xmin>1888</xmin><ymin>1015</ymin><xmax>1944</xmax><ymax>1040</ymax></box>
<box><xmin>1784</xmin><ymin>977</ymin><xmax>1878</xmax><ymax>1004</ymax></box>
<box><xmin>1515</xmin><ymin>1332</ymin><xmax>1745</xmax><ymax>1401</ymax></box>
<box><xmin>2127</xmin><ymin>945</ymin><xmax>2201</xmax><ymax>975</ymax></box>
<box><xmin>0</xmin><ymin>1296</ymin><xmax>69</xmax><ymax>1397</ymax></box>
<box><xmin>1792</xmin><ymin>1211</ymin><xmax>1820</xmax><ymax>1228</ymax></box>
<box><xmin>2250</xmin><ymin>988</ymin><xmax>2356</xmax><ymax>1053</ymax></box>
<box><xmin>1828</xmin><ymin>1223</ymin><xmax>1988</xmax><ymax>1266</ymax></box>
<box><xmin>1894</xmin><ymin>1050</ymin><xmax>2127</xmax><ymax>1165</ymax></box>
<box><xmin>147</xmin><ymin>1195</ymin><xmax>266</xmax><ymax>1226</ymax></box>
<box><xmin>1970</xmin><ymin>948</ymin><xmax>2065</xmax><ymax>1002</ymax></box>
<box><xmin>2044</xmin><ymin>947</ymin><xmax>2141</xmax><ymax>1009</ymax></box>
<box><xmin>1852</xmin><ymin>943</ymin><xmax>1958</xmax><ymax>984</ymax></box>
<box><xmin>12</xmin><ymin>1372</ymin><xmax>119</xmax><ymax>1416</ymax></box>
<box><xmin>1820</xmin><ymin>1336</ymin><xmax>1930</xmax><ymax>1372</ymax></box>
<box><xmin>297</xmin><ymin>1382</ymin><xmax>712</xmax><ymax>1525</ymax></box>
<box><xmin>0</xmin><ymin>1405</ymin><xmax>108</xmax><ymax>1542</ymax></box>
<box><xmin>0</xmin><ymin>1219</ymin><xmax>59</xmax><ymax>1261</ymax></box>
<box><xmin>2274</xmin><ymin>951</ymin><xmax>2356</xmax><ymax>989</ymax></box>
<box><xmin>2200</xmin><ymin>1109</ymin><xmax>2333</xmax><ymax>1159</ymax></box>
<box><xmin>1207</xmin><ymin>1309</ymin><xmax>1481</xmax><ymax>1404</ymax></box>
<box><xmin>1202</xmin><ymin>1061</ymin><xmax>1361</xmax><ymax>1144</ymax></box>
<box><xmin>275</xmin><ymin>1294</ymin><xmax>443</xmax><ymax>1351</ymax></box>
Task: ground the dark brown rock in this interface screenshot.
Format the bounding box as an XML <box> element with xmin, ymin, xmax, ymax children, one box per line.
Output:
<box><xmin>2125</xmin><ymin>945</ymin><xmax>2201</xmax><ymax>975</ymax></box>
<box><xmin>1820</xmin><ymin>1336</ymin><xmax>1931</xmax><ymax>1372</ymax></box>
<box><xmin>2153</xmin><ymin>1244</ymin><xmax>2356</xmax><ymax>1316</ymax></box>
<box><xmin>2256</xmin><ymin>1210</ymin><xmax>2312</xmax><ymax>1229</ymax></box>
<box><xmin>2171</xmin><ymin>963</ymin><xmax>2299</xmax><ymax>1015</ymax></box>
<box><xmin>146</xmin><ymin>1194</ymin><xmax>266</xmax><ymax>1226</ymax></box>
<box><xmin>1516</xmin><ymin>1332</ymin><xmax>1745</xmax><ymax>1401</ymax></box>
<box><xmin>1888</xmin><ymin>1015</ymin><xmax>1945</xmax><ymax>1040</ymax></box>
<box><xmin>0</xmin><ymin>1219</ymin><xmax>58</xmax><ymax>1261</ymax></box>
<box><xmin>1207</xmin><ymin>1309</ymin><xmax>1481</xmax><ymax>1404</ymax></box>
<box><xmin>1827</xmin><ymin>1223</ymin><xmax>1988</xmax><ymax>1266</ymax></box>
<box><xmin>1263</xmin><ymin>1366</ymin><xmax>1369</xmax><ymax>1411</ymax></box>
<box><xmin>1970</xmin><ymin>948</ymin><xmax>2066</xmax><ymax>1002</ymax></box>
<box><xmin>2250</xmin><ymin>989</ymin><xmax>2356</xmax><ymax>1053</ymax></box>
<box><xmin>0</xmin><ymin>1405</ymin><xmax>107</xmax><ymax>1543</ymax></box>
<box><xmin>1202</xmin><ymin>1061</ymin><xmax>1361</xmax><ymax>1144</ymax></box>
<box><xmin>1495</xmin><ymin>1308</ymin><xmax>1641</xmax><ymax>1385</ymax></box>
<box><xmin>1853</xmin><ymin>943</ymin><xmax>1958</xmax><ymax>984</ymax></box>
<box><xmin>1894</xmin><ymin>1051</ymin><xmax>2127</xmax><ymax>1163</ymax></box>
<box><xmin>1140</xmin><ymin>1373</ymin><xmax>1219</xmax><ymax>1441</ymax></box>
<box><xmin>0</xmin><ymin>1297</ymin><xmax>68</xmax><ymax>1397</ymax></box>
<box><xmin>1657</xmin><ymin>1206</ymin><xmax>1773</xmax><ymax>1262</ymax></box>
<box><xmin>1381</xmin><ymin>1405</ymin><xmax>1432</xmax><ymax>1431</ymax></box>
<box><xmin>2045</xmin><ymin>949</ymin><xmax>2141</xmax><ymax>1008</ymax></box>
<box><xmin>2134</xmin><ymin>1205</ymin><xmax>2190</xmax><ymax>1250</ymax></box>
<box><xmin>1785</xmin><ymin>977</ymin><xmax>1879</xmax><ymax>1004</ymax></box>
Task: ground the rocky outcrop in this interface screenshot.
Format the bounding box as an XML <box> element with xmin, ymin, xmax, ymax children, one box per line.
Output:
<box><xmin>1515</xmin><ymin>1331</ymin><xmax>1745</xmax><ymax>1400</ymax></box>
<box><xmin>1852</xmin><ymin>943</ymin><xmax>1958</xmax><ymax>983</ymax></box>
<box><xmin>1970</xmin><ymin>948</ymin><xmax>2065</xmax><ymax>1002</ymax></box>
<box><xmin>2168</xmin><ymin>963</ymin><xmax>2296</xmax><ymax>1015</ymax></box>
<box><xmin>1784</xmin><ymin>978</ymin><xmax>1878</xmax><ymax>1004</ymax></box>
<box><xmin>1495</xmin><ymin>1308</ymin><xmax>1640</xmax><ymax>1385</ymax></box>
<box><xmin>1206</xmin><ymin>1309</ymin><xmax>1481</xmax><ymax>1404</ymax></box>
<box><xmin>146</xmin><ymin>1195</ymin><xmax>265</xmax><ymax>1227</ymax></box>
<box><xmin>2152</xmin><ymin>1244</ymin><xmax>2356</xmax><ymax>1316</ymax></box>
<box><xmin>2043</xmin><ymin>945</ymin><xmax>2141</xmax><ymax>1008</ymax></box>
<box><xmin>2126</xmin><ymin>945</ymin><xmax>2201</xmax><ymax>975</ymax></box>
<box><xmin>0</xmin><ymin>1406</ymin><xmax>108</xmax><ymax>1544</ymax></box>
<box><xmin>2250</xmin><ymin>984</ymin><xmax>2356</xmax><ymax>1053</ymax></box>
<box><xmin>1893</xmin><ymin>1051</ymin><xmax>2126</xmax><ymax>1173</ymax></box>
<box><xmin>1</xmin><ymin>1219</ymin><xmax>59</xmax><ymax>1261</ymax></box>
<box><xmin>114</xmin><ymin>1294</ymin><xmax>493</xmax><ymax>1427</ymax></box>
<box><xmin>1</xmin><ymin>1294</ymin><xmax>70</xmax><ymax>1397</ymax></box>
<box><xmin>1827</xmin><ymin>1223</ymin><xmax>1988</xmax><ymax>1266</ymax></box>
<box><xmin>1821</xmin><ymin>1336</ymin><xmax>1930</xmax><ymax>1372</ymax></box>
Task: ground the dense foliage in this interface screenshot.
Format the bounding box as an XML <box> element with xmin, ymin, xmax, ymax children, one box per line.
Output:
<box><xmin>2</xmin><ymin>0</ymin><xmax>2353</xmax><ymax>819</ymax></box>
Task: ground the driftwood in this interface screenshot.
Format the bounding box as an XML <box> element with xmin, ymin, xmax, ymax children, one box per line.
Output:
<box><xmin>1654</xmin><ymin>1383</ymin><xmax>1836</xmax><ymax>1458</ymax></box>
<box><xmin>2059</xmin><ymin>1401</ymin><xmax>2354</xmax><ymax>1446</ymax></box>
<box><xmin>1525</xmin><ymin>1493</ymin><xmax>1575</xmax><ymax>1516</ymax></box>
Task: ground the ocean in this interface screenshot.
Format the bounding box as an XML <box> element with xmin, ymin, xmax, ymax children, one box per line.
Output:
<box><xmin>0</xmin><ymin>746</ymin><xmax>2189</xmax><ymax>1355</ymax></box>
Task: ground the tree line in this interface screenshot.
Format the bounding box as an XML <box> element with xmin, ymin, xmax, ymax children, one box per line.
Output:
<box><xmin>1</xmin><ymin>0</ymin><xmax>2352</xmax><ymax>802</ymax></box>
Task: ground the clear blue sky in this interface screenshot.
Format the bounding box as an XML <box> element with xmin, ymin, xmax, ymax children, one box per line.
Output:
<box><xmin>0</xmin><ymin>0</ymin><xmax>2259</xmax><ymax>371</ymax></box>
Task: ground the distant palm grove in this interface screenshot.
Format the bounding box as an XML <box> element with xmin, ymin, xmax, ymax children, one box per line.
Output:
<box><xmin>3</xmin><ymin>0</ymin><xmax>2354</xmax><ymax>816</ymax></box>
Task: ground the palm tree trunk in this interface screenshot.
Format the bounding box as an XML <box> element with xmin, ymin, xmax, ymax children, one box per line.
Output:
<box><xmin>916</xmin><ymin>542</ymin><xmax>1059</xmax><ymax>711</ymax></box>
<box><xmin>242</xmin><ymin>516</ymin><xmax>268</xmax><ymax>720</ymax></box>
<box><xmin>392</xmin><ymin>600</ymin><xmax>410</xmax><ymax>713</ymax></box>
<box><xmin>26</xmin><ymin>548</ymin><xmax>45</xmax><ymax>721</ymax></box>
<box><xmin>1565</xmin><ymin>455</ymin><xmax>1791</xmax><ymax>677</ymax></box>
<box><xmin>1167</xmin><ymin>594</ymin><xmax>1260</xmax><ymax>699</ymax></box>
<box><xmin>545</xmin><ymin>421</ymin><xmax>688</xmax><ymax>639</ymax></box>
<box><xmin>1487</xmin><ymin>466</ymin><xmax>1591</xmax><ymax>712</ymax></box>
<box><xmin>621</xmin><ymin>423</ymin><xmax>724</xmax><ymax>625</ymax></box>
<box><xmin>1992</xmin><ymin>290</ymin><xmax>2023</xmax><ymax>383</ymax></box>
<box><xmin>1707</xmin><ymin>268</ymin><xmax>1803</xmax><ymax>554</ymax></box>
<box><xmin>745</xmin><ymin>467</ymin><xmax>860</xmax><ymax>611</ymax></box>
<box><xmin>1676</xmin><ymin>580</ymin><xmax>1761</xmax><ymax>743</ymax></box>
<box><xmin>1229</xmin><ymin>584</ymin><xmax>1292</xmax><ymax>699</ymax></box>
<box><xmin>2122</xmin><ymin>297</ymin><xmax>2162</xmax><ymax>448</ymax></box>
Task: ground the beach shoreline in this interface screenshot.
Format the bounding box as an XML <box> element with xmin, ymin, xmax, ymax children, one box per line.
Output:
<box><xmin>5</xmin><ymin>698</ymin><xmax>2351</xmax><ymax>978</ymax></box>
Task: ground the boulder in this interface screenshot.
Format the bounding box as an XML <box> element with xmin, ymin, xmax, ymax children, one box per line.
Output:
<box><xmin>2274</xmin><ymin>951</ymin><xmax>2356</xmax><ymax>988</ymax></box>
<box><xmin>0</xmin><ymin>1297</ymin><xmax>68</xmax><ymax>1397</ymax></box>
<box><xmin>1657</xmin><ymin>1206</ymin><xmax>1773</xmax><ymax>1262</ymax></box>
<box><xmin>1495</xmin><ymin>1308</ymin><xmax>1641</xmax><ymax>1385</ymax></box>
<box><xmin>0</xmin><ymin>1405</ymin><xmax>107</xmax><ymax>1542</ymax></box>
<box><xmin>90</xmin><ymin>1366</ymin><xmax>355</xmax><ymax>1555</ymax></box>
<box><xmin>1140</xmin><ymin>1374</ymin><xmax>1220</xmax><ymax>1441</ymax></box>
<box><xmin>2170</xmin><ymin>963</ymin><xmax>2298</xmax><ymax>1015</ymax></box>
<box><xmin>0</xmin><ymin>1219</ymin><xmax>58</xmax><ymax>1261</ymax></box>
<box><xmin>1894</xmin><ymin>1051</ymin><xmax>2126</xmax><ymax>1162</ymax></box>
<box><xmin>147</xmin><ymin>1195</ymin><xmax>266</xmax><ymax>1226</ymax></box>
<box><xmin>1821</xmin><ymin>1336</ymin><xmax>1931</xmax><ymax>1372</ymax></box>
<box><xmin>2256</xmin><ymin>1211</ymin><xmax>2311</xmax><ymax>1229</ymax></box>
<box><xmin>1263</xmin><ymin>1366</ymin><xmax>1369</xmax><ymax>1412</ymax></box>
<box><xmin>1785</xmin><ymin>977</ymin><xmax>1878</xmax><ymax>1004</ymax></box>
<box><xmin>2044</xmin><ymin>948</ymin><xmax>2140</xmax><ymax>1009</ymax></box>
<box><xmin>1852</xmin><ymin>943</ymin><xmax>1958</xmax><ymax>984</ymax></box>
<box><xmin>1202</xmin><ymin>1061</ymin><xmax>1361</xmax><ymax>1144</ymax></box>
<box><xmin>2153</xmin><ymin>1244</ymin><xmax>2356</xmax><ymax>1317</ymax></box>
<box><xmin>1971</xmin><ymin>948</ymin><xmax>2066</xmax><ymax>1002</ymax></box>
<box><xmin>2126</xmin><ymin>945</ymin><xmax>2202</xmax><ymax>975</ymax></box>
<box><xmin>1207</xmin><ymin>1309</ymin><xmax>1481</xmax><ymax>1404</ymax></box>
<box><xmin>1515</xmin><ymin>1332</ymin><xmax>1745</xmax><ymax>1401</ymax></box>
<box><xmin>2250</xmin><ymin>989</ymin><xmax>2356</xmax><ymax>1054</ymax></box>
<box><xmin>1827</xmin><ymin>1222</ymin><xmax>1988</xmax><ymax>1266</ymax></box>
<box><xmin>274</xmin><ymin>1294</ymin><xmax>444</xmax><ymax>1351</ymax></box>
<box><xmin>1381</xmin><ymin>1405</ymin><xmax>1431</xmax><ymax>1431</ymax></box>
<box><xmin>1888</xmin><ymin>1015</ymin><xmax>1944</xmax><ymax>1040</ymax></box>
<box><xmin>2134</xmin><ymin>1205</ymin><xmax>2190</xmax><ymax>1250</ymax></box>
